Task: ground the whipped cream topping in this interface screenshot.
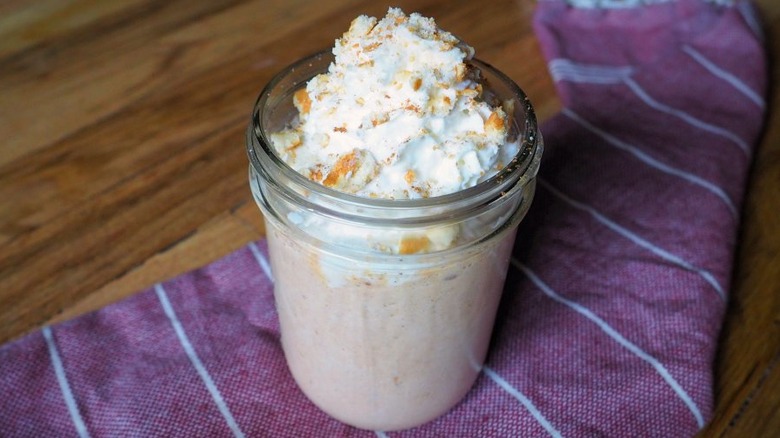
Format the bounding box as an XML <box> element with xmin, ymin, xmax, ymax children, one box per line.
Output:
<box><xmin>270</xmin><ymin>7</ymin><xmax>519</xmax><ymax>199</ymax></box>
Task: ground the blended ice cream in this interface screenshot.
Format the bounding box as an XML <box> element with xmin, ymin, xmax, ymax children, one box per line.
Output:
<box><xmin>249</xmin><ymin>6</ymin><xmax>540</xmax><ymax>431</ymax></box>
<box><xmin>266</xmin><ymin>222</ymin><xmax>517</xmax><ymax>430</ymax></box>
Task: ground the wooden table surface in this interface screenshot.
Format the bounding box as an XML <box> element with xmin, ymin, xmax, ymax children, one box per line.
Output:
<box><xmin>1</xmin><ymin>0</ymin><xmax>777</xmax><ymax>435</ymax></box>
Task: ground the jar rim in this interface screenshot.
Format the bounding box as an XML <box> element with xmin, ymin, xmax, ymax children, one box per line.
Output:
<box><xmin>246</xmin><ymin>50</ymin><xmax>542</xmax><ymax>215</ymax></box>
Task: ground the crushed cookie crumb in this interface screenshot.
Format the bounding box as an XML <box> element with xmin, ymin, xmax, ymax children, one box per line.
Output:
<box><xmin>399</xmin><ymin>236</ymin><xmax>431</xmax><ymax>254</ymax></box>
<box><xmin>323</xmin><ymin>151</ymin><xmax>358</xmax><ymax>187</ymax></box>
<box><xmin>486</xmin><ymin>110</ymin><xmax>505</xmax><ymax>131</ymax></box>
<box><xmin>364</xmin><ymin>42</ymin><xmax>381</xmax><ymax>52</ymax></box>
<box><xmin>294</xmin><ymin>88</ymin><xmax>311</xmax><ymax>114</ymax></box>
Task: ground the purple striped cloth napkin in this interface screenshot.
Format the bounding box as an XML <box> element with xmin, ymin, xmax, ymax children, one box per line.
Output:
<box><xmin>0</xmin><ymin>0</ymin><xmax>766</xmax><ymax>436</ymax></box>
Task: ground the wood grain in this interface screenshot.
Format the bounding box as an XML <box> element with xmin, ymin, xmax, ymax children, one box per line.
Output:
<box><xmin>0</xmin><ymin>1</ymin><xmax>777</xmax><ymax>436</ymax></box>
<box><xmin>696</xmin><ymin>2</ymin><xmax>780</xmax><ymax>436</ymax></box>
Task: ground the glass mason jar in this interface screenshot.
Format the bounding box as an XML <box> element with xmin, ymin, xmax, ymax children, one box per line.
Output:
<box><xmin>246</xmin><ymin>51</ymin><xmax>542</xmax><ymax>432</ymax></box>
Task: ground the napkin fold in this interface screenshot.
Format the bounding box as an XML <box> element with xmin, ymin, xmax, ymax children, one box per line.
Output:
<box><xmin>0</xmin><ymin>0</ymin><xmax>766</xmax><ymax>436</ymax></box>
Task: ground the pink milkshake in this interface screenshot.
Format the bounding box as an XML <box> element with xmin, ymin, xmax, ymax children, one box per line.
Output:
<box><xmin>246</xmin><ymin>8</ymin><xmax>542</xmax><ymax>431</ymax></box>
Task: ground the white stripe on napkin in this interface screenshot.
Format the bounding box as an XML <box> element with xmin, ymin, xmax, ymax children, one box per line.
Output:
<box><xmin>622</xmin><ymin>77</ymin><xmax>750</xmax><ymax>156</ymax></box>
<box><xmin>155</xmin><ymin>284</ymin><xmax>246</xmax><ymax>438</ymax></box>
<box><xmin>513</xmin><ymin>261</ymin><xmax>705</xmax><ymax>428</ymax></box>
<box><xmin>539</xmin><ymin>178</ymin><xmax>726</xmax><ymax>300</ymax></box>
<box><xmin>562</xmin><ymin>108</ymin><xmax>738</xmax><ymax>218</ymax></box>
<box><xmin>484</xmin><ymin>366</ymin><xmax>563</xmax><ymax>437</ymax></box>
<box><xmin>43</xmin><ymin>326</ymin><xmax>91</xmax><ymax>438</ymax></box>
<box><xmin>548</xmin><ymin>59</ymin><xmax>751</xmax><ymax>157</ymax></box>
<box><xmin>548</xmin><ymin>59</ymin><xmax>633</xmax><ymax>84</ymax></box>
<box><xmin>682</xmin><ymin>45</ymin><xmax>764</xmax><ymax>108</ymax></box>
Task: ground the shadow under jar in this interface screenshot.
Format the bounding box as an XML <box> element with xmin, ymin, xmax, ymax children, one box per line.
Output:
<box><xmin>246</xmin><ymin>51</ymin><xmax>543</xmax><ymax>432</ymax></box>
